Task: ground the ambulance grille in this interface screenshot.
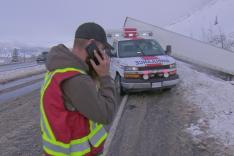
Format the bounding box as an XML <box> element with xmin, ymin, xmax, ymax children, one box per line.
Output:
<box><xmin>138</xmin><ymin>65</ymin><xmax>170</xmax><ymax>71</ymax></box>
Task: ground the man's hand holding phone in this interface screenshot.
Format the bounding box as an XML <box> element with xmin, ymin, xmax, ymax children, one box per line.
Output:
<box><xmin>90</xmin><ymin>50</ymin><xmax>110</xmax><ymax>77</ymax></box>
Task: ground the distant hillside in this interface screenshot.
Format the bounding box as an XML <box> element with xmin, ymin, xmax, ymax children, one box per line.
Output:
<box><xmin>167</xmin><ymin>0</ymin><xmax>234</xmax><ymax>51</ymax></box>
<box><xmin>0</xmin><ymin>41</ymin><xmax>48</xmax><ymax>58</ymax></box>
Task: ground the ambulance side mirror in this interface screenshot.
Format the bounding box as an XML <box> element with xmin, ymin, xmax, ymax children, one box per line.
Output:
<box><xmin>165</xmin><ymin>45</ymin><xmax>172</xmax><ymax>55</ymax></box>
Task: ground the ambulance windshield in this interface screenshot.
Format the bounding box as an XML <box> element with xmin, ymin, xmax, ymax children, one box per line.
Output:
<box><xmin>118</xmin><ymin>39</ymin><xmax>165</xmax><ymax>58</ymax></box>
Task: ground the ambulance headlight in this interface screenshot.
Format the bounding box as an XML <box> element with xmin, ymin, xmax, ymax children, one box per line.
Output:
<box><xmin>124</xmin><ymin>66</ymin><xmax>139</xmax><ymax>71</ymax></box>
<box><xmin>169</xmin><ymin>63</ymin><xmax>176</xmax><ymax>69</ymax></box>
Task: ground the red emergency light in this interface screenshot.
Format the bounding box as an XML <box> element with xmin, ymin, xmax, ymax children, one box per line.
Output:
<box><xmin>123</xmin><ymin>27</ymin><xmax>138</xmax><ymax>38</ymax></box>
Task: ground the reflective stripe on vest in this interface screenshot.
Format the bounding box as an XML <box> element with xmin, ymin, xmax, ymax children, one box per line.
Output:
<box><xmin>88</xmin><ymin>121</ymin><xmax>108</xmax><ymax>148</ymax></box>
<box><xmin>40</xmin><ymin>67</ymin><xmax>108</xmax><ymax>156</ymax></box>
<box><xmin>42</xmin><ymin>136</ymin><xmax>91</xmax><ymax>156</ymax></box>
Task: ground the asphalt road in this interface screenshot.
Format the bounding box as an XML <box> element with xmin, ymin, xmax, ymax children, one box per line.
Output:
<box><xmin>0</xmin><ymin>90</ymin><xmax>42</xmax><ymax>156</ymax></box>
<box><xmin>107</xmin><ymin>89</ymin><xmax>233</xmax><ymax>156</ymax></box>
<box><xmin>0</xmin><ymin>85</ymin><xmax>233</xmax><ymax>156</ymax></box>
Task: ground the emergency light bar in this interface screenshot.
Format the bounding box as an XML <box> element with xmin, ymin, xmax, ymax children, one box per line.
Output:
<box><xmin>123</xmin><ymin>27</ymin><xmax>138</xmax><ymax>38</ymax></box>
<box><xmin>107</xmin><ymin>28</ymin><xmax>153</xmax><ymax>38</ymax></box>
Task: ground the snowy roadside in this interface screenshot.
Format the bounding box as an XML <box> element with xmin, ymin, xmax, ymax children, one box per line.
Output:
<box><xmin>0</xmin><ymin>65</ymin><xmax>46</xmax><ymax>84</ymax></box>
<box><xmin>177</xmin><ymin>61</ymin><xmax>234</xmax><ymax>149</ymax></box>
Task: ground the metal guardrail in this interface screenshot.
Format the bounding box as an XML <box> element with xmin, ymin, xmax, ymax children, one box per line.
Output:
<box><xmin>124</xmin><ymin>17</ymin><xmax>234</xmax><ymax>80</ymax></box>
<box><xmin>0</xmin><ymin>64</ymin><xmax>39</xmax><ymax>73</ymax></box>
<box><xmin>0</xmin><ymin>62</ymin><xmax>21</xmax><ymax>67</ymax></box>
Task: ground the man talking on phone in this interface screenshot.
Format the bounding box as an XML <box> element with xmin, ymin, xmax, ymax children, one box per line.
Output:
<box><xmin>40</xmin><ymin>22</ymin><xmax>117</xmax><ymax>156</ymax></box>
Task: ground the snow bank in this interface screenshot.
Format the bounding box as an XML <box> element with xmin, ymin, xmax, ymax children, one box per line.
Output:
<box><xmin>0</xmin><ymin>65</ymin><xmax>46</xmax><ymax>84</ymax></box>
<box><xmin>177</xmin><ymin>61</ymin><xmax>234</xmax><ymax>146</ymax></box>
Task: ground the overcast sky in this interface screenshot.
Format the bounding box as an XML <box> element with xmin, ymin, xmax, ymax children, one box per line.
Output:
<box><xmin>0</xmin><ymin>0</ymin><xmax>211</xmax><ymax>47</ymax></box>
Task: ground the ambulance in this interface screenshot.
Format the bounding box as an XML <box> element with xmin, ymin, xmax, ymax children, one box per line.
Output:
<box><xmin>107</xmin><ymin>28</ymin><xmax>179</xmax><ymax>95</ymax></box>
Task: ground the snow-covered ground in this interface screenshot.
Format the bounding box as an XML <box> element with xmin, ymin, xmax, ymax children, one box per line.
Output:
<box><xmin>0</xmin><ymin>65</ymin><xmax>46</xmax><ymax>83</ymax></box>
<box><xmin>177</xmin><ymin>61</ymin><xmax>234</xmax><ymax>147</ymax></box>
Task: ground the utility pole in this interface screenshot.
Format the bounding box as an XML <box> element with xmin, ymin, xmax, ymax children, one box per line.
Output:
<box><xmin>12</xmin><ymin>48</ymin><xmax>19</xmax><ymax>62</ymax></box>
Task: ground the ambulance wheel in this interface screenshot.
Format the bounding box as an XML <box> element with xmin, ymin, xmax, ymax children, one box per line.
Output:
<box><xmin>115</xmin><ymin>74</ymin><xmax>125</xmax><ymax>96</ymax></box>
<box><xmin>162</xmin><ymin>88</ymin><xmax>172</xmax><ymax>91</ymax></box>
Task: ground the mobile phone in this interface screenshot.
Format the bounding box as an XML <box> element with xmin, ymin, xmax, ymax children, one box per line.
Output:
<box><xmin>85</xmin><ymin>43</ymin><xmax>103</xmax><ymax>65</ymax></box>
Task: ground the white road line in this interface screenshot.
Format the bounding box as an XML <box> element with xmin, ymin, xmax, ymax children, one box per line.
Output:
<box><xmin>103</xmin><ymin>95</ymin><xmax>129</xmax><ymax>156</ymax></box>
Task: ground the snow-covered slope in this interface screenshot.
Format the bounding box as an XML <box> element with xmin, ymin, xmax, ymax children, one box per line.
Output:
<box><xmin>177</xmin><ymin>61</ymin><xmax>234</xmax><ymax>147</ymax></box>
<box><xmin>167</xmin><ymin>0</ymin><xmax>234</xmax><ymax>50</ymax></box>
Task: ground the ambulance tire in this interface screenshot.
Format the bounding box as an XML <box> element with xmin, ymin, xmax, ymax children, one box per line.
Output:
<box><xmin>115</xmin><ymin>74</ymin><xmax>125</xmax><ymax>96</ymax></box>
<box><xmin>162</xmin><ymin>88</ymin><xmax>172</xmax><ymax>91</ymax></box>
